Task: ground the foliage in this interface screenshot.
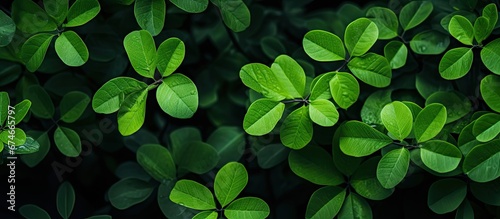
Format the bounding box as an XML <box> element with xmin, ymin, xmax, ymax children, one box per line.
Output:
<box><xmin>1</xmin><ymin>0</ymin><xmax>500</xmax><ymax>218</ymax></box>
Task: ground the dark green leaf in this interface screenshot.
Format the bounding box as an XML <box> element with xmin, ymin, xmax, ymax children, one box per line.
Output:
<box><xmin>0</xmin><ymin>10</ymin><xmax>16</xmax><ymax>47</ymax></box>
<box><xmin>13</xmin><ymin>99</ymin><xmax>31</xmax><ymax>125</ymax></box>
<box><xmin>463</xmin><ymin>139</ymin><xmax>500</xmax><ymax>182</ymax></box>
<box><xmin>136</xmin><ymin>144</ymin><xmax>176</xmax><ymax>181</ymax></box>
<box><xmin>306</xmin><ymin>186</ymin><xmax>346</xmax><ymax>219</ymax></box>
<box><xmin>108</xmin><ymin>178</ymin><xmax>154</xmax><ymax>210</ymax></box>
<box><xmin>169</xmin><ymin>0</ymin><xmax>208</xmax><ymax>13</ymax></box>
<box><xmin>410</xmin><ymin>30</ymin><xmax>450</xmax><ymax>55</ymax></box>
<box><xmin>288</xmin><ymin>145</ymin><xmax>344</xmax><ymax>186</ymax></box>
<box><xmin>480</xmin><ymin>74</ymin><xmax>500</xmax><ymax>113</ymax></box>
<box><xmin>384</xmin><ymin>41</ymin><xmax>407</xmax><ymax>69</ymax></box>
<box><xmin>366</xmin><ymin>7</ymin><xmax>398</xmax><ymax>39</ymax></box>
<box><xmin>337</xmin><ymin>193</ymin><xmax>372</xmax><ymax>219</ymax></box>
<box><xmin>26</xmin><ymin>85</ymin><xmax>54</xmax><ymax>119</ymax></box>
<box><xmin>351</xmin><ymin>156</ymin><xmax>394</xmax><ymax>200</ymax></box>
<box><xmin>425</xmin><ymin>91</ymin><xmax>471</xmax><ymax>124</ymax></box>
<box><xmin>472</xmin><ymin>113</ymin><xmax>500</xmax><ymax>142</ymax></box>
<box><xmin>66</xmin><ymin>0</ymin><xmax>100</xmax><ymax>27</ymax></box>
<box><xmin>376</xmin><ymin>148</ymin><xmax>410</xmax><ymax>189</ymax></box>
<box><xmin>59</xmin><ymin>91</ymin><xmax>90</xmax><ymax>123</ymax></box>
<box><xmin>56</xmin><ymin>182</ymin><xmax>75</xmax><ymax>219</ymax></box>
<box><xmin>213</xmin><ymin>0</ymin><xmax>250</xmax><ymax>32</ymax></box>
<box><xmin>19</xmin><ymin>204</ymin><xmax>51</xmax><ymax>219</ymax></box>
<box><xmin>399</xmin><ymin>1</ymin><xmax>433</xmax><ymax>31</ymax></box>
<box><xmin>428</xmin><ymin>178</ymin><xmax>467</xmax><ymax>214</ymax></box>
<box><xmin>11</xmin><ymin>0</ymin><xmax>57</xmax><ymax>34</ymax></box>
<box><xmin>20</xmin><ymin>33</ymin><xmax>55</xmax><ymax>72</ymax></box>
<box><xmin>54</xmin><ymin>126</ymin><xmax>81</xmax><ymax>157</ymax></box>
<box><xmin>207</xmin><ymin>126</ymin><xmax>245</xmax><ymax>167</ymax></box>
<box><xmin>134</xmin><ymin>0</ymin><xmax>165</xmax><ymax>36</ymax></box>
<box><xmin>481</xmin><ymin>38</ymin><xmax>500</xmax><ymax>74</ymax></box>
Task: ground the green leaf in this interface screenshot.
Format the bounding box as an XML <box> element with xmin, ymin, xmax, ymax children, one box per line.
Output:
<box><xmin>134</xmin><ymin>0</ymin><xmax>165</xmax><ymax>36</ymax></box>
<box><xmin>308</xmin><ymin>99</ymin><xmax>339</xmax><ymax>127</ymax></box>
<box><xmin>339</xmin><ymin>121</ymin><xmax>393</xmax><ymax>157</ymax></box>
<box><xmin>15</xmin><ymin>136</ymin><xmax>40</xmax><ymax>154</ymax></box>
<box><xmin>158</xmin><ymin>180</ymin><xmax>199</xmax><ymax>219</ymax></box>
<box><xmin>170</xmin><ymin>179</ymin><xmax>216</xmax><ymax>210</ymax></box>
<box><xmin>481</xmin><ymin>38</ymin><xmax>500</xmax><ymax>75</ymax></box>
<box><xmin>474</xmin><ymin>16</ymin><xmax>489</xmax><ymax>44</ymax></box>
<box><xmin>480</xmin><ymin>74</ymin><xmax>500</xmax><ymax>113</ymax></box>
<box><xmin>303</xmin><ymin>30</ymin><xmax>345</xmax><ymax>61</ymax></box>
<box><xmin>59</xmin><ymin>91</ymin><xmax>90</xmax><ymax>123</ymax></box>
<box><xmin>409</xmin><ymin>30</ymin><xmax>450</xmax><ymax>55</ymax></box>
<box><xmin>55</xmin><ymin>31</ymin><xmax>89</xmax><ymax>67</ymax></box>
<box><xmin>420</xmin><ymin>140</ymin><xmax>462</xmax><ymax>173</ymax></box>
<box><xmin>280</xmin><ymin>106</ymin><xmax>313</xmax><ymax>149</ymax></box>
<box><xmin>157</xmin><ymin>37</ymin><xmax>185</xmax><ymax>77</ymax></box>
<box><xmin>193</xmin><ymin>211</ymin><xmax>218</xmax><ymax>219</ymax></box>
<box><xmin>470</xmin><ymin>178</ymin><xmax>500</xmax><ymax>206</ymax></box>
<box><xmin>448</xmin><ymin>15</ymin><xmax>474</xmax><ymax>45</ymax></box>
<box><xmin>458</xmin><ymin>122</ymin><xmax>481</xmax><ymax>155</ymax></box>
<box><xmin>92</xmin><ymin>77</ymin><xmax>148</xmax><ymax>114</ymax></box>
<box><xmin>0</xmin><ymin>10</ymin><xmax>16</xmax><ymax>47</ymax></box>
<box><xmin>213</xmin><ymin>0</ymin><xmax>250</xmax><ymax>32</ymax></box>
<box><xmin>207</xmin><ymin>126</ymin><xmax>245</xmax><ymax>167</ymax></box>
<box><xmin>425</xmin><ymin>91</ymin><xmax>471</xmax><ymax>123</ymax></box>
<box><xmin>11</xmin><ymin>0</ymin><xmax>57</xmax><ymax>34</ymax></box>
<box><xmin>482</xmin><ymin>3</ymin><xmax>498</xmax><ymax>39</ymax></box>
<box><xmin>26</xmin><ymin>85</ymin><xmax>55</xmax><ymax>119</ymax></box>
<box><xmin>351</xmin><ymin>157</ymin><xmax>394</xmax><ymax>200</ymax></box>
<box><xmin>108</xmin><ymin>178</ymin><xmax>154</xmax><ymax>210</ymax></box>
<box><xmin>20</xmin><ymin>131</ymin><xmax>50</xmax><ymax>167</ymax></box>
<box><xmin>332</xmin><ymin>128</ymin><xmax>363</xmax><ymax>176</ymax></box>
<box><xmin>54</xmin><ymin>126</ymin><xmax>81</xmax><ymax>157</ymax></box>
<box><xmin>239</xmin><ymin>63</ymin><xmax>286</xmax><ymax>101</ymax></box>
<box><xmin>224</xmin><ymin>197</ymin><xmax>270</xmax><ymax>219</ymax></box>
<box><xmin>44</xmin><ymin>0</ymin><xmax>68</xmax><ymax>25</ymax></box>
<box><xmin>455</xmin><ymin>200</ymin><xmax>474</xmax><ymax>219</ymax></box>
<box><xmin>376</xmin><ymin>148</ymin><xmax>410</xmax><ymax>189</ymax></box>
<box><xmin>428</xmin><ymin>178</ymin><xmax>467</xmax><ymax>214</ymax></box>
<box><xmin>174</xmin><ymin>141</ymin><xmax>219</xmax><ymax>174</ymax></box>
<box><xmin>257</xmin><ymin>144</ymin><xmax>289</xmax><ymax>169</ymax></box>
<box><xmin>348</xmin><ymin>53</ymin><xmax>392</xmax><ymax>88</ymax></box>
<box><xmin>0</xmin><ymin>128</ymin><xmax>26</xmax><ymax>146</ymax></box>
<box><xmin>344</xmin><ymin>18</ymin><xmax>378</xmax><ymax>57</ymax></box>
<box><xmin>243</xmin><ymin>99</ymin><xmax>284</xmax><ymax>136</ymax></box>
<box><xmin>260</xmin><ymin>36</ymin><xmax>286</xmax><ymax>59</ymax></box>
<box><xmin>214</xmin><ymin>162</ymin><xmax>248</xmax><ymax>207</ymax></box>
<box><xmin>288</xmin><ymin>145</ymin><xmax>344</xmax><ymax>186</ymax></box>
<box><xmin>384</xmin><ymin>41</ymin><xmax>407</xmax><ymax>69</ymax></box>
<box><xmin>270</xmin><ymin>55</ymin><xmax>306</xmax><ymax>98</ymax></box>
<box><xmin>310</xmin><ymin>72</ymin><xmax>335</xmax><ymax>101</ymax></box>
<box><xmin>337</xmin><ymin>193</ymin><xmax>372</xmax><ymax>219</ymax></box>
<box><xmin>117</xmin><ymin>89</ymin><xmax>148</xmax><ymax>136</ymax></box>
<box><xmin>473</xmin><ymin>113</ymin><xmax>500</xmax><ymax>142</ymax></box>
<box><xmin>57</xmin><ymin>182</ymin><xmax>75</xmax><ymax>219</ymax></box>
<box><xmin>13</xmin><ymin>99</ymin><xmax>31</xmax><ymax>125</ymax></box>
<box><xmin>306</xmin><ymin>186</ymin><xmax>346</xmax><ymax>219</ymax></box>
<box><xmin>329</xmin><ymin>72</ymin><xmax>360</xmax><ymax>109</ymax></box>
<box><xmin>66</xmin><ymin>0</ymin><xmax>100</xmax><ymax>27</ymax></box>
<box><xmin>399</xmin><ymin>1</ymin><xmax>433</xmax><ymax>31</ymax></box>
<box><xmin>157</xmin><ymin>73</ymin><xmax>198</xmax><ymax>119</ymax></box>
<box><xmin>463</xmin><ymin>139</ymin><xmax>500</xmax><ymax>182</ymax></box>
<box><xmin>136</xmin><ymin>144</ymin><xmax>176</xmax><ymax>182</ymax></box>
<box><xmin>0</xmin><ymin>91</ymin><xmax>8</xmax><ymax>125</ymax></box>
<box><xmin>380</xmin><ymin>101</ymin><xmax>413</xmax><ymax>141</ymax></box>
<box><xmin>123</xmin><ymin>30</ymin><xmax>157</xmax><ymax>78</ymax></box>
<box><xmin>366</xmin><ymin>7</ymin><xmax>398</xmax><ymax>40</ymax></box>
<box><xmin>439</xmin><ymin>47</ymin><xmax>473</xmax><ymax>80</ymax></box>
<box><xmin>170</xmin><ymin>127</ymin><xmax>202</xmax><ymax>160</ymax></box>
<box><xmin>169</xmin><ymin>0</ymin><xmax>208</xmax><ymax>13</ymax></box>
<box><xmin>19</xmin><ymin>204</ymin><xmax>51</xmax><ymax>219</ymax></box>
<box><xmin>414</xmin><ymin>103</ymin><xmax>447</xmax><ymax>143</ymax></box>
<box><xmin>20</xmin><ymin>33</ymin><xmax>55</xmax><ymax>72</ymax></box>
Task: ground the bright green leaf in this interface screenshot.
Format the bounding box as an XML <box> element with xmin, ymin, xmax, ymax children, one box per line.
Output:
<box><xmin>414</xmin><ymin>103</ymin><xmax>447</xmax><ymax>143</ymax></box>
<box><xmin>170</xmin><ymin>179</ymin><xmax>216</xmax><ymax>210</ymax></box>
<box><xmin>310</xmin><ymin>72</ymin><xmax>335</xmax><ymax>101</ymax></box>
<box><xmin>339</xmin><ymin>121</ymin><xmax>393</xmax><ymax>157</ymax></box>
<box><xmin>482</xmin><ymin>3</ymin><xmax>498</xmax><ymax>39</ymax></box>
<box><xmin>425</xmin><ymin>91</ymin><xmax>471</xmax><ymax>123</ymax></box>
<box><xmin>213</xmin><ymin>0</ymin><xmax>250</xmax><ymax>32</ymax></box>
<box><xmin>481</xmin><ymin>38</ymin><xmax>500</xmax><ymax>74</ymax></box>
<box><xmin>59</xmin><ymin>91</ymin><xmax>90</xmax><ymax>123</ymax></box>
<box><xmin>239</xmin><ymin>63</ymin><xmax>287</xmax><ymax>101</ymax></box>
<box><xmin>439</xmin><ymin>47</ymin><xmax>473</xmax><ymax>80</ymax></box>
<box><xmin>449</xmin><ymin>15</ymin><xmax>474</xmax><ymax>45</ymax></box>
<box><xmin>20</xmin><ymin>33</ymin><xmax>55</xmax><ymax>72</ymax></box>
<box><xmin>329</xmin><ymin>72</ymin><xmax>359</xmax><ymax>109</ymax></box>
<box><xmin>380</xmin><ymin>101</ymin><xmax>413</xmax><ymax>141</ymax></box>
<box><xmin>157</xmin><ymin>73</ymin><xmax>198</xmax><ymax>119</ymax></box>
<box><xmin>193</xmin><ymin>211</ymin><xmax>218</xmax><ymax>219</ymax></box>
<box><xmin>280</xmin><ymin>106</ymin><xmax>313</xmax><ymax>149</ymax></box>
<box><xmin>348</xmin><ymin>53</ymin><xmax>392</xmax><ymax>88</ymax></box>
<box><xmin>134</xmin><ymin>0</ymin><xmax>165</xmax><ymax>36</ymax></box>
<box><xmin>123</xmin><ymin>30</ymin><xmax>157</xmax><ymax>78</ymax></box>
<box><xmin>66</xmin><ymin>0</ymin><xmax>100</xmax><ymax>27</ymax></box>
<box><xmin>243</xmin><ymin>99</ymin><xmax>284</xmax><ymax>136</ymax></box>
<box><xmin>288</xmin><ymin>145</ymin><xmax>344</xmax><ymax>186</ymax></box>
<box><xmin>427</xmin><ymin>178</ymin><xmax>467</xmax><ymax>214</ymax></box>
<box><xmin>157</xmin><ymin>37</ymin><xmax>185</xmax><ymax>77</ymax></box>
<box><xmin>399</xmin><ymin>1</ymin><xmax>433</xmax><ymax>31</ymax></box>
<box><xmin>376</xmin><ymin>148</ymin><xmax>410</xmax><ymax>189</ymax></box>
<box><xmin>55</xmin><ymin>31</ymin><xmax>89</xmax><ymax>67</ymax></box>
<box><xmin>270</xmin><ymin>55</ymin><xmax>306</xmax><ymax>98</ymax></box>
<box><xmin>303</xmin><ymin>30</ymin><xmax>345</xmax><ymax>61</ymax></box>
<box><xmin>13</xmin><ymin>99</ymin><xmax>31</xmax><ymax>125</ymax></box>
<box><xmin>337</xmin><ymin>193</ymin><xmax>372</xmax><ymax>219</ymax></box>
<box><xmin>92</xmin><ymin>77</ymin><xmax>147</xmax><ymax>114</ymax></box>
<box><xmin>308</xmin><ymin>99</ymin><xmax>339</xmax><ymax>127</ymax></box>
<box><xmin>480</xmin><ymin>74</ymin><xmax>500</xmax><ymax>113</ymax></box>
<box><xmin>15</xmin><ymin>136</ymin><xmax>40</xmax><ymax>155</ymax></box>
<box><xmin>463</xmin><ymin>139</ymin><xmax>500</xmax><ymax>182</ymax></box>
<box><xmin>117</xmin><ymin>89</ymin><xmax>148</xmax><ymax>136</ymax></box>
<box><xmin>474</xmin><ymin>16</ymin><xmax>489</xmax><ymax>44</ymax></box>
<box><xmin>344</xmin><ymin>18</ymin><xmax>379</xmax><ymax>57</ymax></box>
<box><xmin>136</xmin><ymin>144</ymin><xmax>176</xmax><ymax>182</ymax></box>
<box><xmin>473</xmin><ymin>113</ymin><xmax>500</xmax><ymax>142</ymax></box>
<box><xmin>420</xmin><ymin>140</ymin><xmax>462</xmax><ymax>173</ymax></box>
<box><xmin>306</xmin><ymin>186</ymin><xmax>346</xmax><ymax>219</ymax></box>
<box><xmin>54</xmin><ymin>126</ymin><xmax>81</xmax><ymax>157</ymax></box>
<box><xmin>214</xmin><ymin>162</ymin><xmax>248</xmax><ymax>207</ymax></box>
<box><xmin>384</xmin><ymin>41</ymin><xmax>407</xmax><ymax>69</ymax></box>
<box><xmin>224</xmin><ymin>197</ymin><xmax>270</xmax><ymax>219</ymax></box>
<box><xmin>0</xmin><ymin>128</ymin><xmax>26</xmax><ymax>146</ymax></box>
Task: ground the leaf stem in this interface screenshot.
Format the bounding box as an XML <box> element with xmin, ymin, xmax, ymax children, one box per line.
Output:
<box><xmin>281</xmin><ymin>98</ymin><xmax>309</xmax><ymax>105</ymax></box>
